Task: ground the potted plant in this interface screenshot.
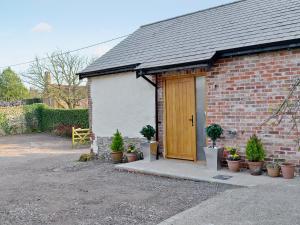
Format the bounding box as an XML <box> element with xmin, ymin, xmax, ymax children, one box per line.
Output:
<box><xmin>204</xmin><ymin>124</ymin><xmax>223</xmax><ymax>170</ymax></box>
<box><xmin>226</xmin><ymin>146</ymin><xmax>241</xmax><ymax>172</ymax></box>
<box><xmin>125</xmin><ymin>143</ymin><xmax>137</xmax><ymax>163</ymax></box>
<box><xmin>266</xmin><ymin>162</ymin><xmax>280</xmax><ymax>177</ymax></box>
<box><xmin>281</xmin><ymin>162</ymin><xmax>295</xmax><ymax>179</ymax></box>
<box><xmin>140</xmin><ymin>125</ymin><xmax>158</xmax><ymax>161</ymax></box>
<box><xmin>110</xmin><ymin>130</ymin><xmax>124</xmax><ymax>164</ymax></box>
<box><xmin>245</xmin><ymin>134</ymin><xmax>266</xmax><ymax>175</ymax></box>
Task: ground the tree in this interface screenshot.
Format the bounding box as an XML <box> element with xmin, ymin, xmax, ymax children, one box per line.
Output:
<box><xmin>0</xmin><ymin>68</ymin><xmax>29</xmax><ymax>102</ymax></box>
<box><xmin>25</xmin><ymin>51</ymin><xmax>88</xmax><ymax>109</ymax></box>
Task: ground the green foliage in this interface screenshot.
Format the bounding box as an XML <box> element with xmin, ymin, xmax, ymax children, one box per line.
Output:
<box><xmin>0</xmin><ymin>112</ymin><xmax>11</xmax><ymax>134</ymax></box>
<box><xmin>23</xmin><ymin>103</ymin><xmax>45</xmax><ymax>132</ymax></box>
<box><xmin>0</xmin><ymin>68</ymin><xmax>29</xmax><ymax>101</ymax></box>
<box><xmin>127</xmin><ymin>143</ymin><xmax>136</xmax><ymax>153</ymax></box>
<box><xmin>225</xmin><ymin>146</ymin><xmax>240</xmax><ymax>161</ymax></box>
<box><xmin>40</xmin><ymin>108</ymin><xmax>89</xmax><ymax>132</ymax></box>
<box><xmin>0</xmin><ymin>103</ymin><xmax>88</xmax><ymax>136</ymax></box>
<box><xmin>206</xmin><ymin>124</ymin><xmax>223</xmax><ymax>148</ymax></box>
<box><xmin>110</xmin><ymin>130</ymin><xmax>124</xmax><ymax>152</ymax></box>
<box><xmin>78</xmin><ymin>152</ymin><xmax>95</xmax><ymax>162</ymax></box>
<box><xmin>140</xmin><ymin>125</ymin><xmax>156</xmax><ymax>141</ymax></box>
<box><xmin>246</xmin><ymin>134</ymin><xmax>266</xmax><ymax>162</ymax></box>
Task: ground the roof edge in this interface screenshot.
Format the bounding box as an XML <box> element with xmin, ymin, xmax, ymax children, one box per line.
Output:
<box><xmin>218</xmin><ymin>38</ymin><xmax>300</xmax><ymax>58</ymax></box>
<box><xmin>77</xmin><ymin>64</ymin><xmax>139</xmax><ymax>79</ymax></box>
<box><xmin>137</xmin><ymin>59</ymin><xmax>212</xmax><ymax>75</ymax></box>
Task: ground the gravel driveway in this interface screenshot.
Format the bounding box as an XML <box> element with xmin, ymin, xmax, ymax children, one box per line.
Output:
<box><xmin>0</xmin><ymin>134</ymin><xmax>236</xmax><ymax>225</ymax></box>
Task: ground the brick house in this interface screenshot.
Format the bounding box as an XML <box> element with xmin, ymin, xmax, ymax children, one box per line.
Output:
<box><xmin>78</xmin><ymin>0</ymin><xmax>300</xmax><ymax>164</ymax></box>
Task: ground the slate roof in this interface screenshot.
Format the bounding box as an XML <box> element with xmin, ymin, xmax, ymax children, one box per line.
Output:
<box><xmin>79</xmin><ymin>0</ymin><xmax>300</xmax><ymax>75</ymax></box>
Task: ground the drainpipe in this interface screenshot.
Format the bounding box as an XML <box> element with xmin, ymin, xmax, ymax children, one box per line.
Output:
<box><xmin>155</xmin><ymin>74</ymin><xmax>159</xmax><ymax>160</ymax></box>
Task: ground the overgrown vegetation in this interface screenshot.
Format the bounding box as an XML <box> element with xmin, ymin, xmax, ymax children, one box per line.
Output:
<box><xmin>0</xmin><ymin>112</ymin><xmax>11</xmax><ymax>135</ymax></box>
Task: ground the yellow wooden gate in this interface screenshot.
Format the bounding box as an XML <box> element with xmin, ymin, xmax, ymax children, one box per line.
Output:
<box><xmin>72</xmin><ymin>127</ymin><xmax>91</xmax><ymax>147</ymax></box>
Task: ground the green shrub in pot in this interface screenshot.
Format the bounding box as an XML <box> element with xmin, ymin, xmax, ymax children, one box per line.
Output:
<box><xmin>204</xmin><ymin>124</ymin><xmax>223</xmax><ymax>170</ymax></box>
<box><xmin>140</xmin><ymin>125</ymin><xmax>156</xmax><ymax>142</ymax></box>
<box><xmin>246</xmin><ymin>134</ymin><xmax>266</xmax><ymax>175</ymax></box>
<box><xmin>110</xmin><ymin>130</ymin><xmax>124</xmax><ymax>164</ymax></box>
<box><xmin>206</xmin><ymin>124</ymin><xmax>223</xmax><ymax>148</ymax></box>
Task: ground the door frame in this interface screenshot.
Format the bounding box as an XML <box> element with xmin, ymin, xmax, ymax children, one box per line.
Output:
<box><xmin>162</xmin><ymin>74</ymin><xmax>201</xmax><ymax>162</ymax></box>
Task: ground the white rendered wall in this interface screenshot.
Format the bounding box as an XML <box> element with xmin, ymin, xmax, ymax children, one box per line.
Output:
<box><xmin>90</xmin><ymin>71</ymin><xmax>155</xmax><ymax>138</ymax></box>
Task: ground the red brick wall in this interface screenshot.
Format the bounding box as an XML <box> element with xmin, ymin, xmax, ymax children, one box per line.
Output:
<box><xmin>157</xmin><ymin>49</ymin><xmax>300</xmax><ymax>164</ymax></box>
<box><xmin>207</xmin><ymin>49</ymin><xmax>300</xmax><ymax>164</ymax></box>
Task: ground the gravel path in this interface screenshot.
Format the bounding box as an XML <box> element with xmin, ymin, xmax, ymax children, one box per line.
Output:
<box><xmin>0</xmin><ymin>134</ymin><xmax>237</xmax><ymax>225</ymax></box>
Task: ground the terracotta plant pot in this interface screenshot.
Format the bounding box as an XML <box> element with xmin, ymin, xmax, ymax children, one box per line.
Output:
<box><xmin>281</xmin><ymin>163</ymin><xmax>295</xmax><ymax>179</ymax></box>
<box><xmin>111</xmin><ymin>152</ymin><xmax>123</xmax><ymax>164</ymax></box>
<box><xmin>267</xmin><ymin>167</ymin><xmax>280</xmax><ymax>177</ymax></box>
<box><xmin>126</xmin><ymin>153</ymin><xmax>137</xmax><ymax>163</ymax></box>
<box><xmin>227</xmin><ymin>160</ymin><xmax>241</xmax><ymax>172</ymax></box>
<box><xmin>248</xmin><ymin>161</ymin><xmax>264</xmax><ymax>175</ymax></box>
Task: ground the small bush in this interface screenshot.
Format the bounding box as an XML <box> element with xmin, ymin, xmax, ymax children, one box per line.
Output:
<box><xmin>110</xmin><ymin>130</ymin><xmax>124</xmax><ymax>152</ymax></box>
<box><xmin>140</xmin><ymin>125</ymin><xmax>156</xmax><ymax>141</ymax></box>
<box><xmin>206</xmin><ymin>124</ymin><xmax>223</xmax><ymax>148</ymax></box>
<box><xmin>78</xmin><ymin>152</ymin><xmax>95</xmax><ymax>162</ymax></box>
<box><xmin>246</xmin><ymin>134</ymin><xmax>266</xmax><ymax>162</ymax></box>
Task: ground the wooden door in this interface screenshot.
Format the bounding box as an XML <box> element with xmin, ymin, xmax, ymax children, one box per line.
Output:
<box><xmin>164</xmin><ymin>76</ymin><xmax>197</xmax><ymax>161</ymax></box>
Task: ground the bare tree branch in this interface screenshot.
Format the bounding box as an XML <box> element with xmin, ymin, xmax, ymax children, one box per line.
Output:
<box><xmin>25</xmin><ymin>51</ymin><xmax>89</xmax><ymax>109</ymax></box>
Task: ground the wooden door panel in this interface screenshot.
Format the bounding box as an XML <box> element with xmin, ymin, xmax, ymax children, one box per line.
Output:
<box><xmin>165</xmin><ymin>76</ymin><xmax>196</xmax><ymax>161</ymax></box>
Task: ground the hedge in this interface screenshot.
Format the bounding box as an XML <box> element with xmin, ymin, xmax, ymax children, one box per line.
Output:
<box><xmin>23</xmin><ymin>103</ymin><xmax>45</xmax><ymax>132</ymax></box>
<box><xmin>0</xmin><ymin>103</ymin><xmax>89</xmax><ymax>136</ymax></box>
<box><xmin>40</xmin><ymin>107</ymin><xmax>89</xmax><ymax>132</ymax></box>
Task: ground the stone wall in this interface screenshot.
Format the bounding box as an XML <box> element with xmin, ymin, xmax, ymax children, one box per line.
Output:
<box><xmin>96</xmin><ymin>136</ymin><xmax>146</xmax><ymax>160</ymax></box>
<box><xmin>0</xmin><ymin>100</ymin><xmax>24</xmax><ymax>107</ymax></box>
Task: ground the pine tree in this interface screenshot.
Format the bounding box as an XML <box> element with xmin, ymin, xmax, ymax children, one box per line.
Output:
<box><xmin>110</xmin><ymin>130</ymin><xmax>124</xmax><ymax>152</ymax></box>
<box><xmin>246</xmin><ymin>134</ymin><xmax>266</xmax><ymax>162</ymax></box>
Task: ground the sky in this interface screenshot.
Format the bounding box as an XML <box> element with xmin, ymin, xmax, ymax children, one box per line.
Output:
<box><xmin>0</xmin><ymin>0</ymin><xmax>233</xmax><ymax>76</ymax></box>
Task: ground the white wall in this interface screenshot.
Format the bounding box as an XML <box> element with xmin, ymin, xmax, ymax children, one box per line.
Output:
<box><xmin>90</xmin><ymin>71</ymin><xmax>155</xmax><ymax>138</ymax></box>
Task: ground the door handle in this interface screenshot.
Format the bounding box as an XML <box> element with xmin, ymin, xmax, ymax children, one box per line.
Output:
<box><xmin>189</xmin><ymin>115</ymin><xmax>194</xmax><ymax>126</ymax></box>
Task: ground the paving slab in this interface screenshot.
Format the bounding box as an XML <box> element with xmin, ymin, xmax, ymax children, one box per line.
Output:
<box><xmin>116</xmin><ymin>158</ymin><xmax>297</xmax><ymax>187</ymax></box>
<box><xmin>157</xmin><ymin>180</ymin><xmax>300</xmax><ymax>225</ymax></box>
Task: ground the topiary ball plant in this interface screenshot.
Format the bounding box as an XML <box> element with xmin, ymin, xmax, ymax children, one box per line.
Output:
<box><xmin>206</xmin><ymin>124</ymin><xmax>223</xmax><ymax>148</ymax></box>
<box><xmin>140</xmin><ymin>125</ymin><xmax>156</xmax><ymax>142</ymax></box>
<box><xmin>110</xmin><ymin>129</ymin><xmax>124</xmax><ymax>152</ymax></box>
<box><xmin>246</xmin><ymin>134</ymin><xmax>265</xmax><ymax>162</ymax></box>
